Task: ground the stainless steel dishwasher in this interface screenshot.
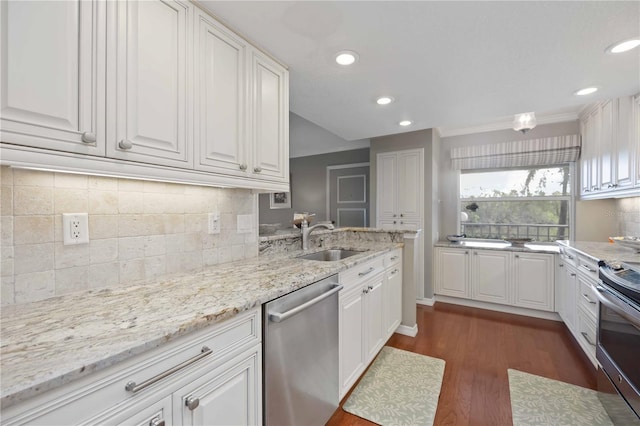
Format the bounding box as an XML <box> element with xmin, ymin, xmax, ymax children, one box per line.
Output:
<box><xmin>263</xmin><ymin>274</ymin><xmax>342</xmax><ymax>426</ymax></box>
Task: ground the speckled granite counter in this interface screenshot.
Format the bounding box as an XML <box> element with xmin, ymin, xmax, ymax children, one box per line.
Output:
<box><xmin>0</xmin><ymin>239</ymin><xmax>402</xmax><ymax>408</ymax></box>
<box><xmin>557</xmin><ymin>240</ymin><xmax>639</xmax><ymax>263</ymax></box>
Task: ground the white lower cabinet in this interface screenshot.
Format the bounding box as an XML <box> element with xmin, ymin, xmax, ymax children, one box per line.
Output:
<box><xmin>434</xmin><ymin>247</ymin><xmax>554</xmax><ymax>312</ymax></box>
<box><xmin>338</xmin><ymin>250</ymin><xmax>402</xmax><ymax>400</ymax></box>
<box><xmin>2</xmin><ymin>309</ymin><xmax>262</xmax><ymax>426</ymax></box>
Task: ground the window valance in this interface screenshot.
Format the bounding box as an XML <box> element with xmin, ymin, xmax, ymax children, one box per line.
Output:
<box><xmin>450</xmin><ymin>134</ymin><xmax>580</xmax><ymax>170</ymax></box>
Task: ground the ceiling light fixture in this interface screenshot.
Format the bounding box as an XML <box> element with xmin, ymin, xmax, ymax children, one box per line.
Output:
<box><xmin>399</xmin><ymin>120</ymin><xmax>412</xmax><ymax>127</ymax></box>
<box><xmin>513</xmin><ymin>112</ymin><xmax>537</xmax><ymax>134</ymax></box>
<box><xmin>376</xmin><ymin>96</ymin><xmax>394</xmax><ymax>105</ymax></box>
<box><xmin>335</xmin><ymin>50</ymin><xmax>358</xmax><ymax>66</ymax></box>
<box><xmin>606</xmin><ymin>38</ymin><xmax>640</xmax><ymax>54</ymax></box>
<box><xmin>575</xmin><ymin>87</ymin><xmax>598</xmax><ymax>96</ymax></box>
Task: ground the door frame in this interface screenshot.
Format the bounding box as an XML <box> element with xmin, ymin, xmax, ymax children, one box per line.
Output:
<box><xmin>325</xmin><ymin>162</ymin><xmax>370</xmax><ymax>223</ymax></box>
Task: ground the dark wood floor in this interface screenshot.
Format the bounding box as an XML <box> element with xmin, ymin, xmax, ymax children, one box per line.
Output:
<box><xmin>327</xmin><ymin>302</ymin><xmax>597</xmax><ymax>426</ymax></box>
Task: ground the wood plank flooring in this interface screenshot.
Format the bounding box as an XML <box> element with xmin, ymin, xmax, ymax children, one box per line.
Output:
<box><xmin>327</xmin><ymin>302</ymin><xmax>596</xmax><ymax>426</ymax></box>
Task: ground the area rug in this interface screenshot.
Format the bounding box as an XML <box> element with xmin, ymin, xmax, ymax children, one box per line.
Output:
<box><xmin>508</xmin><ymin>369</ymin><xmax>613</xmax><ymax>426</ymax></box>
<box><xmin>343</xmin><ymin>346</ymin><xmax>445</xmax><ymax>425</ymax></box>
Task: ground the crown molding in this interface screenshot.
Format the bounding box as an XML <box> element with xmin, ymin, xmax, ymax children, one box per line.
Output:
<box><xmin>437</xmin><ymin>112</ymin><xmax>579</xmax><ymax>138</ymax></box>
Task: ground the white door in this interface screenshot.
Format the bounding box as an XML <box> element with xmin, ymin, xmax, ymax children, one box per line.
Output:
<box><xmin>599</xmin><ymin>100</ymin><xmax>614</xmax><ymax>190</ymax></box>
<box><xmin>194</xmin><ymin>9</ymin><xmax>247</xmax><ymax>176</ymax></box>
<box><xmin>0</xmin><ymin>0</ymin><xmax>105</xmax><ymax>155</ymax></box>
<box><xmin>512</xmin><ymin>253</ymin><xmax>554</xmax><ymax>311</ymax></box>
<box><xmin>471</xmin><ymin>249</ymin><xmax>510</xmax><ymax>305</ymax></box>
<box><xmin>329</xmin><ymin>165</ymin><xmax>370</xmax><ymax>227</ymax></box>
<box><xmin>176</xmin><ymin>349</ymin><xmax>260</xmax><ymax>426</ymax></box>
<box><xmin>376</xmin><ymin>153</ymin><xmax>397</xmax><ymax>219</ymax></box>
<box><xmin>109</xmin><ymin>0</ymin><xmax>192</xmax><ymax>168</ymax></box>
<box><xmin>580</xmin><ymin>118</ymin><xmax>591</xmax><ymax>195</ymax></box>
<box><xmin>396</xmin><ymin>149</ymin><xmax>423</xmax><ymax>220</ymax></box>
<box><xmin>384</xmin><ymin>265</ymin><xmax>402</xmax><ymax>337</ymax></box>
<box><xmin>364</xmin><ymin>275</ymin><xmax>385</xmax><ymax>361</ymax></box>
<box><xmin>589</xmin><ymin>108</ymin><xmax>601</xmax><ymax>192</ymax></box>
<box><xmin>615</xmin><ymin>96</ymin><xmax>634</xmax><ymax>189</ymax></box>
<box><xmin>339</xmin><ymin>287</ymin><xmax>365</xmax><ymax>398</ymax></box>
<box><xmin>250</xmin><ymin>50</ymin><xmax>288</xmax><ymax>181</ymax></box>
<box><xmin>435</xmin><ymin>248</ymin><xmax>470</xmax><ymax>298</ymax></box>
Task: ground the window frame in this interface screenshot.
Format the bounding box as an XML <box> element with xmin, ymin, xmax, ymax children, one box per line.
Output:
<box><xmin>457</xmin><ymin>163</ymin><xmax>576</xmax><ymax>241</ymax></box>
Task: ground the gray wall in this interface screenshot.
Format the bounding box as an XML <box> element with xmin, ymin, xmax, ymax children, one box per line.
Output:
<box><xmin>438</xmin><ymin>121</ymin><xmax>581</xmax><ymax>240</ymax></box>
<box><xmin>259</xmin><ymin>148</ymin><xmax>370</xmax><ymax>227</ymax></box>
<box><xmin>370</xmin><ymin>129</ymin><xmax>439</xmax><ymax>299</ymax></box>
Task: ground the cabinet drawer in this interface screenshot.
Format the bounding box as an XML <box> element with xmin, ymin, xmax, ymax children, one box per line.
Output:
<box><xmin>577</xmin><ymin>277</ymin><xmax>598</xmax><ymax>318</ymax></box>
<box><xmin>2</xmin><ymin>309</ymin><xmax>261</xmax><ymax>426</ymax></box>
<box><xmin>558</xmin><ymin>248</ymin><xmax>578</xmax><ymax>267</ymax></box>
<box><xmin>577</xmin><ymin>255</ymin><xmax>599</xmax><ymax>281</ymax></box>
<box><xmin>340</xmin><ymin>256</ymin><xmax>385</xmax><ymax>291</ymax></box>
<box><xmin>384</xmin><ymin>249</ymin><xmax>402</xmax><ymax>268</ymax></box>
<box><xmin>576</xmin><ymin>305</ymin><xmax>597</xmax><ymax>368</ymax></box>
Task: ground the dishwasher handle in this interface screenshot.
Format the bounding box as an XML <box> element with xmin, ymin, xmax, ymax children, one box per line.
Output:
<box><xmin>269</xmin><ymin>284</ymin><xmax>343</xmax><ymax>323</ymax></box>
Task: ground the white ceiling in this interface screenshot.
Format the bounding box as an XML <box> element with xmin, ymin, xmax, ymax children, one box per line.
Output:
<box><xmin>202</xmin><ymin>1</ymin><xmax>640</xmax><ymax>142</ymax></box>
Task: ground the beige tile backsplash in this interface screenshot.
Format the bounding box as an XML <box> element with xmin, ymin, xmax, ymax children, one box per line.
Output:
<box><xmin>615</xmin><ymin>196</ymin><xmax>640</xmax><ymax>237</ymax></box>
<box><xmin>0</xmin><ymin>166</ymin><xmax>258</xmax><ymax>306</ymax></box>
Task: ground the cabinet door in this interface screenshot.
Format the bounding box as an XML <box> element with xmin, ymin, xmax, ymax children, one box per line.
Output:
<box><xmin>563</xmin><ymin>265</ymin><xmax>578</xmax><ymax>331</ymax></box>
<box><xmin>599</xmin><ymin>100</ymin><xmax>614</xmax><ymax>190</ymax></box>
<box><xmin>589</xmin><ymin>108</ymin><xmax>601</xmax><ymax>192</ymax></box>
<box><xmin>383</xmin><ymin>265</ymin><xmax>402</xmax><ymax>337</ymax></box>
<box><xmin>0</xmin><ymin>0</ymin><xmax>105</xmax><ymax>155</ymax></box>
<box><xmin>339</xmin><ymin>286</ymin><xmax>365</xmax><ymax>398</ymax></box>
<box><xmin>512</xmin><ymin>253</ymin><xmax>554</xmax><ymax>312</ymax></box>
<box><xmin>633</xmin><ymin>95</ymin><xmax>640</xmax><ymax>188</ymax></box>
<box><xmin>250</xmin><ymin>49</ymin><xmax>288</xmax><ymax>182</ymax></box>
<box><xmin>434</xmin><ymin>248</ymin><xmax>470</xmax><ymax>298</ymax></box>
<box><xmin>376</xmin><ymin>153</ymin><xmax>397</xmax><ymax>218</ymax></box>
<box><xmin>396</xmin><ymin>150</ymin><xmax>423</xmax><ymax>219</ymax></box>
<box><xmin>176</xmin><ymin>348</ymin><xmax>260</xmax><ymax>426</ymax></box>
<box><xmin>97</xmin><ymin>395</ymin><xmax>173</xmax><ymax>426</ymax></box>
<box><xmin>364</xmin><ymin>275</ymin><xmax>385</xmax><ymax>362</ymax></box>
<box><xmin>471</xmin><ymin>249</ymin><xmax>510</xmax><ymax>305</ymax></box>
<box><xmin>614</xmin><ymin>96</ymin><xmax>634</xmax><ymax>189</ymax></box>
<box><xmin>194</xmin><ymin>10</ymin><xmax>247</xmax><ymax>176</ymax></box>
<box><xmin>109</xmin><ymin>0</ymin><xmax>193</xmax><ymax>168</ymax></box>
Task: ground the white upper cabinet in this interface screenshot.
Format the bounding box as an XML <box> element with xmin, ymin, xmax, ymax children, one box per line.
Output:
<box><xmin>250</xmin><ymin>50</ymin><xmax>289</xmax><ymax>182</ymax></box>
<box><xmin>194</xmin><ymin>9</ymin><xmax>247</xmax><ymax>176</ymax></box>
<box><xmin>580</xmin><ymin>94</ymin><xmax>640</xmax><ymax>198</ymax></box>
<box><xmin>376</xmin><ymin>148</ymin><xmax>423</xmax><ymax>221</ymax></box>
<box><xmin>108</xmin><ymin>0</ymin><xmax>193</xmax><ymax>168</ymax></box>
<box><xmin>1</xmin><ymin>0</ymin><xmax>289</xmax><ymax>192</ymax></box>
<box><xmin>377</xmin><ymin>153</ymin><xmax>398</xmax><ymax>218</ymax></box>
<box><xmin>0</xmin><ymin>0</ymin><xmax>105</xmax><ymax>155</ymax></box>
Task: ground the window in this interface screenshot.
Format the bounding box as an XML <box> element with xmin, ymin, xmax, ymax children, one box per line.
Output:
<box><xmin>459</xmin><ymin>165</ymin><xmax>572</xmax><ymax>242</ymax></box>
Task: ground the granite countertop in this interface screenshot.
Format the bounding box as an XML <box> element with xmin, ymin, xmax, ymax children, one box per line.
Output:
<box><xmin>434</xmin><ymin>240</ymin><xmax>561</xmax><ymax>254</ymax></box>
<box><xmin>0</xmin><ymin>241</ymin><xmax>401</xmax><ymax>408</ymax></box>
<box><xmin>557</xmin><ymin>240</ymin><xmax>640</xmax><ymax>264</ymax></box>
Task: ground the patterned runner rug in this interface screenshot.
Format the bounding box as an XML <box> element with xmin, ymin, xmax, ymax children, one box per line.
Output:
<box><xmin>508</xmin><ymin>369</ymin><xmax>613</xmax><ymax>426</ymax></box>
<box><xmin>343</xmin><ymin>346</ymin><xmax>445</xmax><ymax>425</ymax></box>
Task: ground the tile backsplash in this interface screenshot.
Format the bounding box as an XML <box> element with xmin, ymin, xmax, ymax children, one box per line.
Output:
<box><xmin>0</xmin><ymin>166</ymin><xmax>257</xmax><ymax>306</ymax></box>
<box><xmin>616</xmin><ymin>196</ymin><xmax>640</xmax><ymax>236</ymax></box>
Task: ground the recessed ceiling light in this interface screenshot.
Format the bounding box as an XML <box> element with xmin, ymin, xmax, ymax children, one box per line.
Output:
<box><xmin>335</xmin><ymin>50</ymin><xmax>358</xmax><ymax>66</ymax></box>
<box><xmin>399</xmin><ymin>120</ymin><xmax>412</xmax><ymax>126</ymax></box>
<box><xmin>606</xmin><ymin>38</ymin><xmax>640</xmax><ymax>54</ymax></box>
<box><xmin>376</xmin><ymin>96</ymin><xmax>394</xmax><ymax>105</ymax></box>
<box><xmin>575</xmin><ymin>87</ymin><xmax>598</xmax><ymax>96</ymax></box>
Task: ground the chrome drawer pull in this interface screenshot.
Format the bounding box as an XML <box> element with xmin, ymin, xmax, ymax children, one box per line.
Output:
<box><xmin>125</xmin><ymin>346</ymin><xmax>212</xmax><ymax>393</ymax></box>
<box><xmin>582</xmin><ymin>293</ymin><xmax>596</xmax><ymax>305</ymax></box>
<box><xmin>581</xmin><ymin>264</ymin><xmax>597</xmax><ymax>273</ymax></box>
<box><xmin>149</xmin><ymin>416</ymin><xmax>165</xmax><ymax>426</ymax></box>
<box><xmin>581</xmin><ymin>332</ymin><xmax>596</xmax><ymax>347</ymax></box>
<box><xmin>358</xmin><ymin>267</ymin><xmax>375</xmax><ymax>277</ymax></box>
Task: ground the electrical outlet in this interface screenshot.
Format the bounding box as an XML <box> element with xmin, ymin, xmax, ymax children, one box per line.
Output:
<box><xmin>208</xmin><ymin>212</ymin><xmax>221</xmax><ymax>234</ymax></box>
<box><xmin>62</xmin><ymin>213</ymin><xmax>89</xmax><ymax>245</ymax></box>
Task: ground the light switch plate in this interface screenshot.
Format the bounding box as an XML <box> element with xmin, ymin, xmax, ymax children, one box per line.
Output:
<box><xmin>208</xmin><ymin>212</ymin><xmax>221</xmax><ymax>234</ymax></box>
<box><xmin>237</xmin><ymin>214</ymin><xmax>253</xmax><ymax>234</ymax></box>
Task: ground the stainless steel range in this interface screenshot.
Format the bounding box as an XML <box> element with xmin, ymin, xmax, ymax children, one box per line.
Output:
<box><xmin>596</xmin><ymin>261</ymin><xmax>640</xmax><ymax>425</ymax></box>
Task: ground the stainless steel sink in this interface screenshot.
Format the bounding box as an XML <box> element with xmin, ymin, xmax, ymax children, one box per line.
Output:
<box><xmin>297</xmin><ymin>249</ymin><xmax>363</xmax><ymax>261</ymax></box>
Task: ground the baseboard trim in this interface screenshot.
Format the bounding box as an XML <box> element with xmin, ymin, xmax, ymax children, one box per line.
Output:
<box><xmin>434</xmin><ymin>295</ymin><xmax>562</xmax><ymax>322</ymax></box>
<box><xmin>416</xmin><ymin>297</ymin><xmax>435</xmax><ymax>306</ymax></box>
<box><xmin>395</xmin><ymin>324</ymin><xmax>418</xmax><ymax>337</ymax></box>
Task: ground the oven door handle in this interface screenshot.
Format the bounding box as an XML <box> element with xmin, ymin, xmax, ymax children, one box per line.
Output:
<box><xmin>595</xmin><ymin>286</ymin><xmax>640</xmax><ymax>330</ymax></box>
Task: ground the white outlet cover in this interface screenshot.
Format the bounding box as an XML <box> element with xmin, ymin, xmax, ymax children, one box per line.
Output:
<box><xmin>208</xmin><ymin>212</ymin><xmax>221</xmax><ymax>234</ymax></box>
<box><xmin>237</xmin><ymin>214</ymin><xmax>253</xmax><ymax>234</ymax></box>
<box><xmin>62</xmin><ymin>213</ymin><xmax>89</xmax><ymax>245</ymax></box>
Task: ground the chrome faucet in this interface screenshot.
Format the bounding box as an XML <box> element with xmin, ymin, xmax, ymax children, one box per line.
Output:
<box><xmin>301</xmin><ymin>220</ymin><xmax>334</xmax><ymax>250</ymax></box>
